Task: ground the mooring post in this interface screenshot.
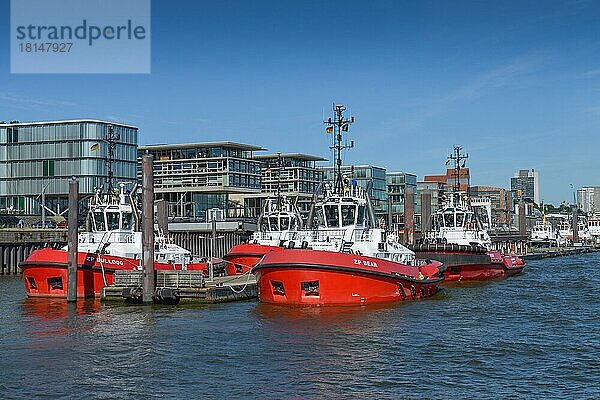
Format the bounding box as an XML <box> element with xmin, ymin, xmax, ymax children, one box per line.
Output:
<box><xmin>156</xmin><ymin>199</ymin><xmax>169</xmax><ymax>237</ymax></box>
<box><xmin>209</xmin><ymin>217</ymin><xmax>216</xmax><ymax>281</ymax></box>
<box><xmin>404</xmin><ymin>186</ymin><xmax>415</xmax><ymax>245</ymax></box>
<box><xmin>142</xmin><ymin>154</ymin><xmax>155</xmax><ymax>304</ymax></box>
<box><xmin>572</xmin><ymin>205</ymin><xmax>579</xmax><ymax>244</ymax></box>
<box><xmin>387</xmin><ymin>193</ymin><xmax>393</xmax><ymax>233</ymax></box>
<box><xmin>421</xmin><ymin>192</ymin><xmax>432</xmax><ymax>234</ymax></box>
<box><xmin>518</xmin><ymin>199</ymin><xmax>526</xmax><ymax>236</ymax></box>
<box><xmin>67</xmin><ymin>178</ymin><xmax>79</xmax><ymax>302</ymax></box>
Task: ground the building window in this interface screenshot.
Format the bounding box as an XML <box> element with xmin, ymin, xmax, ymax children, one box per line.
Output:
<box><xmin>7</xmin><ymin>127</ymin><xmax>18</xmax><ymax>143</ymax></box>
<box><xmin>43</xmin><ymin>160</ymin><xmax>55</xmax><ymax>177</ymax></box>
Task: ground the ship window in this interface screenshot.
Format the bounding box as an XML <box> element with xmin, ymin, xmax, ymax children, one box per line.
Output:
<box><xmin>48</xmin><ymin>277</ymin><xmax>63</xmax><ymax>290</ymax></box>
<box><xmin>435</xmin><ymin>214</ymin><xmax>444</xmax><ymax>228</ymax></box>
<box><xmin>27</xmin><ymin>277</ymin><xmax>37</xmax><ymax>289</ymax></box>
<box><xmin>357</xmin><ymin>205</ymin><xmax>366</xmax><ymax>225</ymax></box>
<box><xmin>260</xmin><ymin>219</ymin><xmax>269</xmax><ymax>232</ymax></box>
<box><xmin>455</xmin><ymin>212</ymin><xmax>464</xmax><ymax>227</ymax></box>
<box><xmin>269</xmin><ymin>217</ymin><xmax>279</xmax><ymax>231</ymax></box>
<box><xmin>280</xmin><ymin>216</ymin><xmax>289</xmax><ymax>231</ymax></box>
<box><xmin>122</xmin><ymin>212</ymin><xmax>133</xmax><ymax>230</ymax></box>
<box><xmin>94</xmin><ymin>212</ymin><xmax>105</xmax><ymax>231</ymax></box>
<box><xmin>444</xmin><ymin>212</ymin><xmax>455</xmax><ymax>227</ymax></box>
<box><xmin>107</xmin><ymin>212</ymin><xmax>120</xmax><ymax>231</ymax></box>
<box><xmin>324</xmin><ymin>205</ymin><xmax>340</xmax><ymax>228</ymax></box>
<box><xmin>301</xmin><ymin>280</ymin><xmax>319</xmax><ymax>296</ymax></box>
<box><xmin>315</xmin><ymin>208</ymin><xmax>325</xmax><ymax>226</ymax></box>
<box><xmin>341</xmin><ymin>204</ymin><xmax>356</xmax><ymax>227</ymax></box>
<box><xmin>271</xmin><ymin>280</ymin><xmax>285</xmax><ymax>295</ymax></box>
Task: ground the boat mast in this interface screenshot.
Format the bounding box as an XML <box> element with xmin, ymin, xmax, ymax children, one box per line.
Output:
<box><xmin>104</xmin><ymin>124</ymin><xmax>120</xmax><ymax>195</ymax></box>
<box><xmin>324</xmin><ymin>104</ymin><xmax>355</xmax><ymax>194</ymax></box>
<box><xmin>448</xmin><ymin>145</ymin><xmax>468</xmax><ymax>203</ymax></box>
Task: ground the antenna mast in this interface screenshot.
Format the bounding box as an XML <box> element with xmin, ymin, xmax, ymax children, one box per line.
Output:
<box><xmin>104</xmin><ymin>124</ymin><xmax>120</xmax><ymax>194</ymax></box>
<box><xmin>324</xmin><ymin>104</ymin><xmax>355</xmax><ymax>194</ymax></box>
<box><xmin>448</xmin><ymin>145</ymin><xmax>468</xmax><ymax>200</ymax></box>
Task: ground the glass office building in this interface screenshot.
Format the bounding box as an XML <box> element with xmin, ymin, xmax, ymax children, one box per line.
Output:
<box><xmin>138</xmin><ymin>142</ymin><xmax>265</xmax><ymax>219</ymax></box>
<box><xmin>0</xmin><ymin>120</ymin><xmax>138</xmax><ymax>215</ymax></box>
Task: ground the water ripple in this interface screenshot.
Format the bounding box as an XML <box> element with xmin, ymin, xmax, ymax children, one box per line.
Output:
<box><xmin>1</xmin><ymin>253</ymin><xmax>600</xmax><ymax>398</ymax></box>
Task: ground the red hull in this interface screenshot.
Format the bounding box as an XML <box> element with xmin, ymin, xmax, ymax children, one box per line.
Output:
<box><xmin>414</xmin><ymin>249</ymin><xmax>524</xmax><ymax>281</ymax></box>
<box><xmin>20</xmin><ymin>248</ymin><xmax>208</xmax><ymax>298</ymax></box>
<box><xmin>223</xmin><ymin>243</ymin><xmax>280</xmax><ymax>275</ymax></box>
<box><xmin>253</xmin><ymin>249</ymin><xmax>445</xmax><ymax>306</ymax></box>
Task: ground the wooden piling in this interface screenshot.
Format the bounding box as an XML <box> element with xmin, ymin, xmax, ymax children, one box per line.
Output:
<box><xmin>572</xmin><ymin>206</ymin><xmax>579</xmax><ymax>243</ymax></box>
<box><xmin>156</xmin><ymin>199</ymin><xmax>169</xmax><ymax>236</ymax></box>
<box><xmin>421</xmin><ymin>192</ymin><xmax>432</xmax><ymax>233</ymax></box>
<box><xmin>67</xmin><ymin>178</ymin><xmax>78</xmax><ymax>302</ymax></box>
<box><xmin>404</xmin><ymin>186</ymin><xmax>415</xmax><ymax>245</ymax></box>
<box><xmin>141</xmin><ymin>154</ymin><xmax>155</xmax><ymax>304</ymax></box>
<box><xmin>518</xmin><ymin>199</ymin><xmax>526</xmax><ymax>236</ymax></box>
<box><xmin>209</xmin><ymin>217</ymin><xmax>216</xmax><ymax>281</ymax></box>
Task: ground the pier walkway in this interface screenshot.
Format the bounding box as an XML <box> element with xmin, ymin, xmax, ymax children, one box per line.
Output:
<box><xmin>101</xmin><ymin>270</ymin><xmax>257</xmax><ymax>304</ymax></box>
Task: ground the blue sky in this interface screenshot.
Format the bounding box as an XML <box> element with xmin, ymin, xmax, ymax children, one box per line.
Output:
<box><xmin>1</xmin><ymin>0</ymin><xmax>599</xmax><ymax>204</ymax></box>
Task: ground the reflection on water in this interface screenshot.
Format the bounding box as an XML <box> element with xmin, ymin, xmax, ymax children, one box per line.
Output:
<box><xmin>21</xmin><ymin>298</ymin><xmax>102</xmax><ymax>337</ymax></box>
<box><xmin>1</xmin><ymin>254</ymin><xmax>600</xmax><ymax>398</ymax></box>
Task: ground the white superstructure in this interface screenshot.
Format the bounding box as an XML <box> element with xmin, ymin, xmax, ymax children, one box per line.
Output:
<box><xmin>74</xmin><ymin>183</ymin><xmax>196</xmax><ymax>268</ymax></box>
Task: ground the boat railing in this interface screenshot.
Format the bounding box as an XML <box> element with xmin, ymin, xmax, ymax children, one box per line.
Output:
<box><xmin>79</xmin><ymin>231</ymin><xmax>137</xmax><ymax>247</ymax></box>
<box><xmin>254</xmin><ymin>230</ymin><xmax>302</xmax><ymax>242</ymax></box>
<box><xmin>305</xmin><ymin>228</ymin><xmax>347</xmax><ymax>242</ymax></box>
<box><xmin>354</xmin><ymin>228</ymin><xmax>373</xmax><ymax>242</ymax></box>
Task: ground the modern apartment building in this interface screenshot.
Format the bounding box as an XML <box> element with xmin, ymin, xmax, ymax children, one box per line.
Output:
<box><xmin>386</xmin><ymin>171</ymin><xmax>417</xmax><ymax>232</ymax></box>
<box><xmin>0</xmin><ymin>120</ymin><xmax>138</xmax><ymax>216</ymax></box>
<box><xmin>250</xmin><ymin>153</ymin><xmax>325</xmax><ymax>216</ymax></box>
<box><xmin>138</xmin><ymin>142</ymin><xmax>265</xmax><ymax>219</ymax></box>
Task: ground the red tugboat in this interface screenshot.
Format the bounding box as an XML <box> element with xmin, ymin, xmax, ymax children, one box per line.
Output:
<box><xmin>223</xmin><ymin>197</ymin><xmax>303</xmax><ymax>275</ymax></box>
<box><xmin>20</xmin><ymin>130</ymin><xmax>209</xmax><ymax>298</ymax></box>
<box><xmin>252</xmin><ymin>104</ymin><xmax>445</xmax><ymax>305</ymax></box>
<box><xmin>412</xmin><ymin>146</ymin><xmax>524</xmax><ymax>281</ymax></box>
<box><xmin>20</xmin><ymin>183</ymin><xmax>210</xmax><ymax>298</ymax></box>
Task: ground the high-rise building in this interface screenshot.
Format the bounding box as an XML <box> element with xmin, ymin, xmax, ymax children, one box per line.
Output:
<box><xmin>510</xmin><ymin>169</ymin><xmax>540</xmax><ymax>204</ymax></box>
<box><xmin>138</xmin><ymin>142</ymin><xmax>265</xmax><ymax>219</ymax></box>
<box><xmin>0</xmin><ymin>120</ymin><xmax>138</xmax><ymax>216</ymax></box>
<box><xmin>577</xmin><ymin>187</ymin><xmax>600</xmax><ymax>215</ymax></box>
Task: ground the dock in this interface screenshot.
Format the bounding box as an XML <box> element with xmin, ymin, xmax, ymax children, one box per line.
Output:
<box><xmin>101</xmin><ymin>269</ymin><xmax>257</xmax><ymax>304</ymax></box>
<box><xmin>0</xmin><ymin>229</ymin><xmax>67</xmax><ymax>275</ymax></box>
<box><xmin>522</xmin><ymin>246</ymin><xmax>600</xmax><ymax>261</ymax></box>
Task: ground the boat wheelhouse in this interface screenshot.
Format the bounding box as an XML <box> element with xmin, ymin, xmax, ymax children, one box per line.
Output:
<box><xmin>425</xmin><ymin>193</ymin><xmax>491</xmax><ymax>249</ymax></box>
<box><xmin>224</xmin><ymin>197</ymin><xmax>303</xmax><ymax>274</ymax></box>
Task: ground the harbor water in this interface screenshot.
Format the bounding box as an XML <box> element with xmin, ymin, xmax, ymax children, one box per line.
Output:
<box><xmin>1</xmin><ymin>253</ymin><xmax>599</xmax><ymax>399</ymax></box>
